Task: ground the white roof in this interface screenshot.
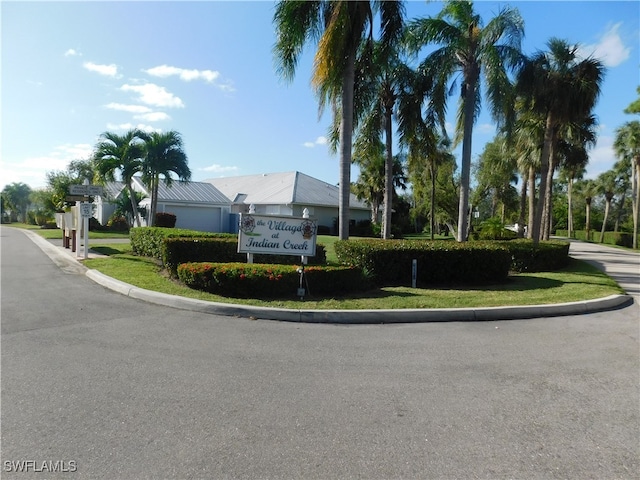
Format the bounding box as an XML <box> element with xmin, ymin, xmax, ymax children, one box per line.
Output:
<box><xmin>204</xmin><ymin>171</ymin><xmax>368</xmax><ymax>210</ymax></box>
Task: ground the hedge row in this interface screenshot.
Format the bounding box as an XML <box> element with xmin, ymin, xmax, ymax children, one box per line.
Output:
<box><xmin>555</xmin><ymin>229</ymin><xmax>638</xmax><ymax>248</ymax></box>
<box><xmin>334</xmin><ymin>239</ymin><xmax>512</xmax><ymax>286</ymax></box>
<box><xmin>334</xmin><ymin>239</ymin><xmax>570</xmax><ymax>286</ymax></box>
<box><xmin>164</xmin><ymin>237</ymin><xmax>326</xmax><ymax>277</ymax></box>
<box><xmin>130</xmin><ymin>227</ymin><xmax>234</xmax><ymax>260</ymax></box>
<box><xmin>130</xmin><ymin>227</ymin><xmax>327</xmax><ymax>276</ymax></box>
<box><xmin>176</xmin><ymin>262</ymin><xmax>369</xmax><ymax>298</ymax></box>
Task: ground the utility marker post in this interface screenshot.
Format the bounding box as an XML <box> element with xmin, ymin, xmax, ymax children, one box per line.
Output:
<box><xmin>246</xmin><ymin>204</ymin><xmax>255</xmax><ymax>264</ymax></box>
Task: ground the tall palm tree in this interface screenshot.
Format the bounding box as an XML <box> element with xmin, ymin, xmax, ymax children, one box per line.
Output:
<box><xmin>273</xmin><ymin>0</ymin><xmax>405</xmax><ymax>240</ymax></box>
<box><xmin>558</xmin><ymin>142</ymin><xmax>587</xmax><ymax>238</ymax></box>
<box><xmin>613</xmin><ymin>120</ymin><xmax>640</xmax><ymax>248</ymax></box>
<box><xmin>405</xmin><ymin>0</ymin><xmax>524</xmax><ymax>242</ymax></box>
<box><xmin>597</xmin><ymin>170</ymin><xmax>618</xmax><ymax>243</ymax></box>
<box><xmin>577</xmin><ymin>179</ymin><xmax>598</xmax><ymax>241</ymax></box>
<box><xmin>516</xmin><ymin>38</ymin><xmax>605</xmax><ymax>243</ymax></box>
<box><xmin>139</xmin><ymin>130</ymin><xmax>191</xmax><ymax>227</ymax></box>
<box><xmin>94</xmin><ymin>129</ymin><xmax>146</xmax><ymax>227</ymax></box>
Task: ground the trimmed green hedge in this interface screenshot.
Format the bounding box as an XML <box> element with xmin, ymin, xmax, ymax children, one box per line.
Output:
<box><xmin>130</xmin><ymin>227</ymin><xmax>234</xmax><ymax>260</ymax></box>
<box><xmin>334</xmin><ymin>239</ymin><xmax>570</xmax><ymax>285</ymax></box>
<box><xmin>334</xmin><ymin>239</ymin><xmax>511</xmax><ymax>286</ymax></box>
<box><xmin>504</xmin><ymin>239</ymin><xmax>570</xmax><ymax>272</ymax></box>
<box><xmin>177</xmin><ymin>262</ymin><xmax>369</xmax><ymax>298</ymax></box>
<box><xmin>556</xmin><ymin>229</ymin><xmax>637</xmax><ymax>248</ymax></box>
<box><xmin>164</xmin><ymin>237</ymin><xmax>326</xmax><ymax>276</ymax></box>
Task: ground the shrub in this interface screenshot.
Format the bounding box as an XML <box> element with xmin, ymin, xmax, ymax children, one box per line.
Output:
<box><xmin>478</xmin><ymin>217</ymin><xmax>517</xmax><ymax>240</ymax></box>
<box><xmin>130</xmin><ymin>227</ymin><xmax>234</xmax><ymax>260</ymax></box>
<box><xmin>334</xmin><ymin>239</ymin><xmax>511</xmax><ymax>286</ymax></box>
<box><xmin>164</xmin><ymin>237</ymin><xmax>327</xmax><ymax>277</ymax></box>
<box><xmin>177</xmin><ymin>262</ymin><xmax>369</xmax><ymax>298</ymax></box>
<box><xmin>155</xmin><ymin>212</ymin><xmax>177</xmax><ymax>228</ymax></box>
<box><xmin>503</xmin><ymin>239</ymin><xmax>570</xmax><ymax>272</ymax></box>
<box><xmin>107</xmin><ymin>215</ymin><xmax>130</xmax><ymax>232</ymax></box>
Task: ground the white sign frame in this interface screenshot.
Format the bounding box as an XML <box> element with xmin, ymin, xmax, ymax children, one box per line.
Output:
<box><xmin>238</xmin><ymin>214</ymin><xmax>317</xmax><ymax>257</ymax></box>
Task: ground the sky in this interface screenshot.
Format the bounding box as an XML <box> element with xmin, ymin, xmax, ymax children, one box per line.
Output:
<box><xmin>1</xmin><ymin>0</ymin><xmax>639</xmax><ymax>193</ymax></box>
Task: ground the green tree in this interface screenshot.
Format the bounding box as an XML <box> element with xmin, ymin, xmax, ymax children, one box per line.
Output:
<box><xmin>405</xmin><ymin>0</ymin><xmax>524</xmax><ymax>242</ymax></box>
<box><xmin>516</xmin><ymin>38</ymin><xmax>605</xmax><ymax>243</ymax></box>
<box><xmin>624</xmin><ymin>86</ymin><xmax>640</xmax><ymax>115</ymax></box>
<box><xmin>613</xmin><ymin>121</ymin><xmax>640</xmax><ymax>248</ymax></box>
<box><xmin>273</xmin><ymin>0</ymin><xmax>405</xmax><ymax>240</ymax></box>
<box><xmin>94</xmin><ymin>129</ymin><xmax>146</xmax><ymax>227</ymax></box>
<box><xmin>576</xmin><ymin>179</ymin><xmax>598</xmax><ymax>240</ymax></box>
<box><xmin>1</xmin><ymin>182</ymin><xmax>32</xmax><ymax>223</ymax></box>
<box><xmin>558</xmin><ymin>142</ymin><xmax>587</xmax><ymax>238</ymax></box>
<box><xmin>596</xmin><ymin>170</ymin><xmax>618</xmax><ymax>243</ymax></box>
<box><xmin>139</xmin><ymin>130</ymin><xmax>191</xmax><ymax>227</ymax></box>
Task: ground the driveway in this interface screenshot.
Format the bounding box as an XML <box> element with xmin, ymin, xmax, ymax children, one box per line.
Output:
<box><xmin>2</xmin><ymin>226</ymin><xmax>639</xmax><ymax>479</ymax></box>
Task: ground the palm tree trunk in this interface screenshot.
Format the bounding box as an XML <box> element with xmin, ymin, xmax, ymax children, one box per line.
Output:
<box><xmin>532</xmin><ymin>113</ymin><xmax>555</xmax><ymax>244</ymax></box>
<box><xmin>430</xmin><ymin>162</ymin><xmax>436</xmax><ymax>241</ymax></box>
<box><xmin>542</xmin><ymin>139</ymin><xmax>557</xmax><ymax>241</ymax></box>
<box><xmin>457</xmin><ymin>79</ymin><xmax>477</xmax><ymax>242</ymax></box>
<box><xmin>600</xmin><ymin>199</ymin><xmax>611</xmax><ymax>243</ymax></box>
<box><xmin>585</xmin><ymin>200</ymin><xmax>592</xmax><ymax>241</ymax></box>
<box><xmin>567</xmin><ymin>176</ymin><xmax>574</xmax><ymax>238</ymax></box>
<box><xmin>382</xmin><ymin>107</ymin><xmax>393</xmax><ymax>240</ymax></box>
<box><xmin>527</xmin><ymin>166</ymin><xmax>536</xmax><ymax>239</ymax></box>
<box><xmin>633</xmin><ymin>159</ymin><xmax>640</xmax><ymax>249</ymax></box>
<box><xmin>338</xmin><ymin>50</ymin><xmax>356</xmax><ymax>241</ymax></box>
<box><xmin>518</xmin><ymin>172</ymin><xmax>527</xmax><ymax>238</ymax></box>
<box><xmin>127</xmin><ymin>184</ymin><xmax>141</xmax><ymax>228</ymax></box>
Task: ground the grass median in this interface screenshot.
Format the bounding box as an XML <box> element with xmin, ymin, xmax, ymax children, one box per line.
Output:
<box><xmin>83</xmin><ymin>240</ymin><xmax>624</xmax><ymax>310</ymax></box>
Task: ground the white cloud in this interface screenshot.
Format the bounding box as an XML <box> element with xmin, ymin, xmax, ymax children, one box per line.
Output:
<box><xmin>64</xmin><ymin>49</ymin><xmax>80</xmax><ymax>57</ymax></box>
<box><xmin>477</xmin><ymin>123</ymin><xmax>495</xmax><ymax>135</ymax></box>
<box><xmin>134</xmin><ymin>112</ymin><xmax>170</xmax><ymax>122</ymax></box>
<box><xmin>0</xmin><ymin>143</ymin><xmax>94</xmax><ymax>190</ymax></box>
<box><xmin>200</xmin><ymin>164</ymin><xmax>240</xmax><ymax>173</ymax></box>
<box><xmin>104</xmin><ymin>103</ymin><xmax>152</xmax><ymax>113</ymax></box>
<box><xmin>106</xmin><ymin>122</ymin><xmax>162</xmax><ymax>133</ymax></box>
<box><xmin>83</xmin><ymin>61</ymin><xmax>119</xmax><ymax>77</ymax></box>
<box><xmin>144</xmin><ymin>64</ymin><xmax>235</xmax><ymax>92</ymax></box>
<box><xmin>303</xmin><ymin>136</ymin><xmax>328</xmax><ymax>148</ymax></box>
<box><xmin>121</xmin><ymin>83</ymin><xmax>184</xmax><ymax>108</ymax></box>
<box><xmin>144</xmin><ymin>65</ymin><xmax>220</xmax><ymax>82</ymax></box>
<box><xmin>579</xmin><ymin>23</ymin><xmax>631</xmax><ymax>68</ymax></box>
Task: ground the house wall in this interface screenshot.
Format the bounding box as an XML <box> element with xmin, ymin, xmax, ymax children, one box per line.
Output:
<box><xmin>149</xmin><ymin>203</ymin><xmax>231</xmax><ymax>233</ymax></box>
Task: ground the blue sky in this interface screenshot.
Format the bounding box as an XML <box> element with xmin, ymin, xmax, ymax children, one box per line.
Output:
<box><xmin>1</xmin><ymin>1</ymin><xmax>638</xmax><ymax>193</ymax></box>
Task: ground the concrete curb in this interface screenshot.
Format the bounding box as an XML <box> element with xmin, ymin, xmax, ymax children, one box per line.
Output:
<box><xmin>86</xmin><ymin>269</ymin><xmax>633</xmax><ymax>323</ymax></box>
<box><xmin>21</xmin><ymin>228</ymin><xmax>635</xmax><ymax>324</ymax></box>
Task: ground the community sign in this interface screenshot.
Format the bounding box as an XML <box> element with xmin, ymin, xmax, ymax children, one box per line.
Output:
<box><xmin>238</xmin><ymin>214</ymin><xmax>317</xmax><ymax>257</ymax></box>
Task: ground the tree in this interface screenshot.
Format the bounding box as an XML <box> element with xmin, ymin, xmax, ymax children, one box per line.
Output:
<box><xmin>624</xmin><ymin>86</ymin><xmax>640</xmax><ymax>115</ymax></box>
<box><xmin>273</xmin><ymin>0</ymin><xmax>405</xmax><ymax>240</ymax></box>
<box><xmin>558</xmin><ymin>142</ymin><xmax>587</xmax><ymax>238</ymax></box>
<box><xmin>1</xmin><ymin>182</ymin><xmax>32</xmax><ymax>223</ymax></box>
<box><xmin>596</xmin><ymin>170</ymin><xmax>618</xmax><ymax>243</ymax></box>
<box><xmin>139</xmin><ymin>130</ymin><xmax>191</xmax><ymax>227</ymax></box>
<box><xmin>405</xmin><ymin>0</ymin><xmax>524</xmax><ymax>242</ymax></box>
<box><xmin>517</xmin><ymin>38</ymin><xmax>605</xmax><ymax>243</ymax></box>
<box><xmin>613</xmin><ymin>121</ymin><xmax>640</xmax><ymax>248</ymax></box>
<box><xmin>94</xmin><ymin>129</ymin><xmax>146</xmax><ymax>227</ymax></box>
<box><xmin>577</xmin><ymin>179</ymin><xmax>597</xmax><ymax>240</ymax></box>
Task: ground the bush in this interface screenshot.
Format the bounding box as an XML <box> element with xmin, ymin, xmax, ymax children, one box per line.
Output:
<box><xmin>334</xmin><ymin>239</ymin><xmax>511</xmax><ymax>286</ymax></box>
<box><xmin>177</xmin><ymin>262</ymin><xmax>370</xmax><ymax>298</ymax></box>
<box><xmin>502</xmin><ymin>239</ymin><xmax>570</xmax><ymax>272</ymax></box>
<box><xmin>164</xmin><ymin>237</ymin><xmax>327</xmax><ymax>277</ymax></box>
<box><xmin>478</xmin><ymin>217</ymin><xmax>517</xmax><ymax>240</ymax></box>
<box><xmin>107</xmin><ymin>215</ymin><xmax>130</xmax><ymax>232</ymax></box>
<box><xmin>155</xmin><ymin>212</ymin><xmax>177</xmax><ymax>228</ymax></box>
<box><xmin>130</xmin><ymin>227</ymin><xmax>234</xmax><ymax>261</ymax></box>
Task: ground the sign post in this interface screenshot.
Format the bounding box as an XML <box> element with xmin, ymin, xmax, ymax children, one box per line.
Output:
<box><xmin>70</xmin><ymin>181</ymin><xmax>102</xmax><ymax>259</ymax></box>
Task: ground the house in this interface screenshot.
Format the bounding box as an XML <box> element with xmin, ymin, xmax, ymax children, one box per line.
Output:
<box><xmin>203</xmin><ymin>171</ymin><xmax>371</xmax><ymax>234</ymax></box>
<box><xmin>95</xmin><ymin>177</ymin><xmax>231</xmax><ymax>233</ymax></box>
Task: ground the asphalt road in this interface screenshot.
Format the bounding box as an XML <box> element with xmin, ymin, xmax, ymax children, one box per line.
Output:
<box><xmin>1</xmin><ymin>226</ymin><xmax>639</xmax><ymax>479</ymax></box>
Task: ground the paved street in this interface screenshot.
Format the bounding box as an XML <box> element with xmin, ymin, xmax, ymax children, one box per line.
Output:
<box><xmin>1</xmin><ymin>226</ymin><xmax>639</xmax><ymax>479</ymax></box>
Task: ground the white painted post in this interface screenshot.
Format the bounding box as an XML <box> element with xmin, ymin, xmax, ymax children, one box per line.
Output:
<box><xmin>75</xmin><ymin>201</ymin><xmax>82</xmax><ymax>258</ymax></box>
<box><xmin>247</xmin><ymin>203</ymin><xmax>255</xmax><ymax>264</ymax></box>
<box><xmin>301</xmin><ymin>208</ymin><xmax>309</xmax><ymax>266</ymax></box>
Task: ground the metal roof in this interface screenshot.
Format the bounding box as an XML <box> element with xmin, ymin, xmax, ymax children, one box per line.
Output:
<box><xmin>130</xmin><ymin>177</ymin><xmax>230</xmax><ymax>204</ymax></box>
<box><xmin>204</xmin><ymin>171</ymin><xmax>369</xmax><ymax>209</ymax></box>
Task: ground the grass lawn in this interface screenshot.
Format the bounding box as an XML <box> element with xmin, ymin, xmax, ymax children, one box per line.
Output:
<box><xmin>6</xmin><ymin>223</ymin><xmax>132</xmax><ymax>240</ymax></box>
<box><xmin>84</xmin><ymin>241</ymin><xmax>624</xmax><ymax>310</ymax></box>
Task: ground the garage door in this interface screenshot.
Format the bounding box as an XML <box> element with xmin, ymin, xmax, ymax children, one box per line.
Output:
<box><xmin>163</xmin><ymin>205</ymin><xmax>222</xmax><ymax>232</ymax></box>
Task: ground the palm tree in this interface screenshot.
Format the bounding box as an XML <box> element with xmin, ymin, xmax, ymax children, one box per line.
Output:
<box><xmin>94</xmin><ymin>129</ymin><xmax>146</xmax><ymax>227</ymax></box>
<box><xmin>516</xmin><ymin>38</ymin><xmax>605</xmax><ymax>243</ymax></box>
<box><xmin>405</xmin><ymin>0</ymin><xmax>524</xmax><ymax>242</ymax></box>
<box><xmin>613</xmin><ymin>120</ymin><xmax>640</xmax><ymax>248</ymax></box>
<box><xmin>558</xmin><ymin>143</ymin><xmax>587</xmax><ymax>238</ymax></box>
<box><xmin>597</xmin><ymin>170</ymin><xmax>618</xmax><ymax>243</ymax></box>
<box><xmin>273</xmin><ymin>0</ymin><xmax>405</xmax><ymax>240</ymax></box>
<box><xmin>139</xmin><ymin>130</ymin><xmax>191</xmax><ymax>227</ymax></box>
<box><xmin>577</xmin><ymin>179</ymin><xmax>598</xmax><ymax>241</ymax></box>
